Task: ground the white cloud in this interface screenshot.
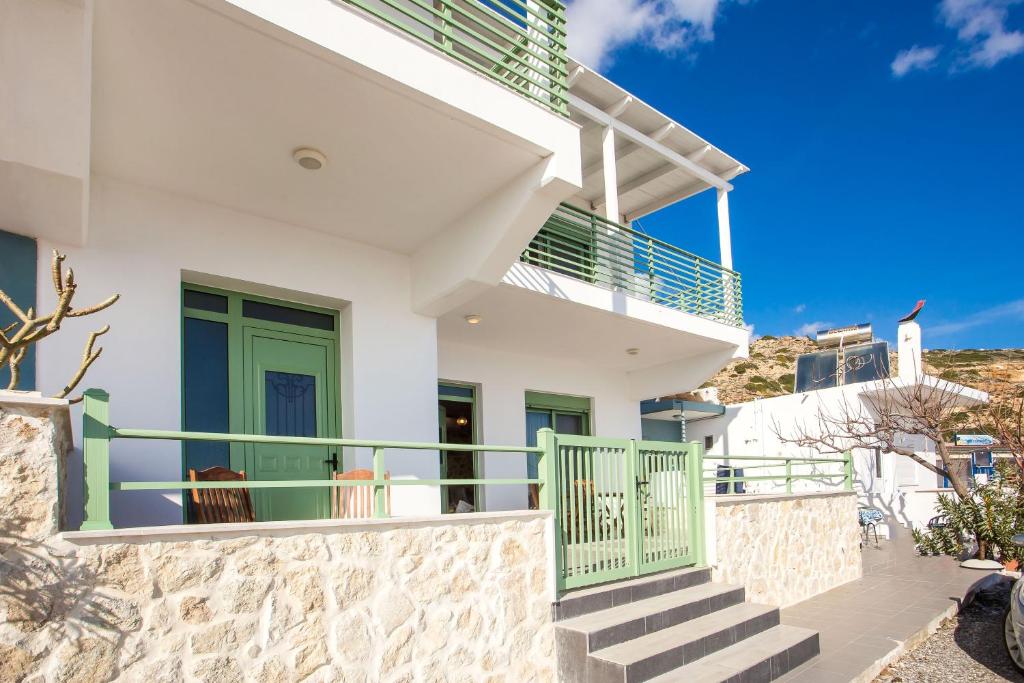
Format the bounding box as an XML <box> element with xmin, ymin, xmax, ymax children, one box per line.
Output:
<box><xmin>794</xmin><ymin>321</ymin><xmax>833</xmax><ymax>337</ymax></box>
<box><xmin>565</xmin><ymin>0</ymin><xmax>747</xmax><ymax>70</ymax></box>
<box><xmin>893</xmin><ymin>0</ymin><xmax>1024</xmax><ymax>74</ymax></box>
<box><xmin>793</xmin><ymin>304</ymin><xmax>807</xmax><ymax>314</ymax></box>
<box><xmin>940</xmin><ymin>0</ymin><xmax>1024</xmax><ymax>68</ymax></box>
<box><xmin>928</xmin><ymin>299</ymin><xmax>1024</xmax><ymax>337</ymax></box>
<box><xmin>744</xmin><ymin>322</ymin><xmax>759</xmax><ymax>340</ymax></box>
<box><xmin>891</xmin><ymin>45</ymin><xmax>942</xmax><ymax>76</ymax></box>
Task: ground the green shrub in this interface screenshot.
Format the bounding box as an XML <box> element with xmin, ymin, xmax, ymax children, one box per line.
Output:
<box><xmin>912</xmin><ymin>461</ymin><xmax>1024</xmax><ymax>562</ymax></box>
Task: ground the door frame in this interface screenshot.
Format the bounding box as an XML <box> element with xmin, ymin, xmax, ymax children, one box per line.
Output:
<box><xmin>180</xmin><ymin>284</ymin><xmax>342</xmax><ymax>517</ymax></box>
<box><xmin>438</xmin><ymin>380</ymin><xmax>481</xmax><ymax>512</ymax></box>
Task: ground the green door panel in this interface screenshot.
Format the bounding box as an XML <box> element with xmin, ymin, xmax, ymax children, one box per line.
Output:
<box><xmin>243</xmin><ymin>328</ymin><xmax>337</xmax><ymax>521</ymax></box>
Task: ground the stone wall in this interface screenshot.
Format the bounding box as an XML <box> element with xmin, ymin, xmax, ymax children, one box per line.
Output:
<box><xmin>0</xmin><ymin>395</ymin><xmax>556</xmax><ymax>682</ymax></box>
<box><xmin>710</xmin><ymin>491</ymin><xmax>862</xmax><ymax>607</ymax></box>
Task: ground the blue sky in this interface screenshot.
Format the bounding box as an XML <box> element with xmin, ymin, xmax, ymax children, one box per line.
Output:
<box><xmin>565</xmin><ymin>0</ymin><xmax>1024</xmax><ymax>349</ymax></box>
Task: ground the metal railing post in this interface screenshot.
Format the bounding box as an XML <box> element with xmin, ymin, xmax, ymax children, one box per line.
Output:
<box><xmin>537</xmin><ymin>428</ymin><xmax>563</xmax><ymax>590</ymax></box>
<box><xmin>81</xmin><ymin>388</ymin><xmax>113</xmax><ymax>531</ymax></box>
<box><xmin>843</xmin><ymin>451</ymin><xmax>854</xmax><ymax>492</ymax></box>
<box><xmin>785</xmin><ymin>458</ymin><xmax>793</xmax><ymax>494</ymax></box>
<box><xmin>372</xmin><ymin>446</ymin><xmax>387</xmax><ymax>518</ymax></box>
<box><xmin>687</xmin><ymin>442</ymin><xmax>706</xmax><ymax>567</ymax></box>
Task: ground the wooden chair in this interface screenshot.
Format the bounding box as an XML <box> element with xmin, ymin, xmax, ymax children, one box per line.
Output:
<box><xmin>188</xmin><ymin>466</ymin><xmax>256</xmax><ymax>524</ymax></box>
<box><xmin>332</xmin><ymin>469</ymin><xmax>391</xmax><ymax>519</ymax></box>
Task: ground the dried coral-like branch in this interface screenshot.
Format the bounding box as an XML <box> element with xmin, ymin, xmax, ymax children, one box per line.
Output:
<box><xmin>55</xmin><ymin>325</ymin><xmax>109</xmax><ymax>401</ymax></box>
<box><xmin>0</xmin><ymin>250</ymin><xmax>118</xmax><ymax>399</ymax></box>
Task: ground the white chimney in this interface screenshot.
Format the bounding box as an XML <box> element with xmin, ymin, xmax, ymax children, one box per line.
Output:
<box><xmin>898</xmin><ymin>320</ymin><xmax>922</xmax><ymax>380</ymax></box>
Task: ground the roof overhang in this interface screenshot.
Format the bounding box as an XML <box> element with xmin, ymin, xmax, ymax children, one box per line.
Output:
<box><xmin>856</xmin><ymin>375</ymin><xmax>990</xmax><ymax>407</ymax></box>
<box><xmin>566</xmin><ymin>59</ymin><xmax>749</xmax><ymax>222</ymax></box>
<box><xmin>641</xmin><ymin>398</ymin><xmax>726</xmax><ymax>422</ymax></box>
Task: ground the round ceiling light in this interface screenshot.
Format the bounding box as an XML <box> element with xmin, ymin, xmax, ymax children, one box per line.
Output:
<box><xmin>293</xmin><ymin>147</ymin><xmax>327</xmax><ymax>171</ymax></box>
<box><xmin>464</xmin><ymin>314</ymin><xmax>482</xmax><ymax>325</ymax></box>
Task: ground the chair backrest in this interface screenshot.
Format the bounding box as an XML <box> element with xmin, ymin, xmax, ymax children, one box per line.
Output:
<box><xmin>333</xmin><ymin>469</ymin><xmax>390</xmax><ymax>519</ymax></box>
<box><xmin>189</xmin><ymin>466</ymin><xmax>256</xmax><ymax>524</ymax></box>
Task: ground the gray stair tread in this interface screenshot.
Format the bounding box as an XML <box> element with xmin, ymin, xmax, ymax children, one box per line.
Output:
<box><xmin>557</xmin><ymin>581</ymin><xmax>743</xmax><ymax>633</ymax></box>
<box><xmin>558</xmin><ymin>567</ymin><xmax>709</xmax><ymax>602</ymax></box>
<box><xmin>592</xmin><ymin>602</ymin><xmax>779</xmax><ymax>665</ymax></box>
<box><xmin>647</xmin><ymin>625</ymin><xmax>818</xmax><ymax>683</ymax></box>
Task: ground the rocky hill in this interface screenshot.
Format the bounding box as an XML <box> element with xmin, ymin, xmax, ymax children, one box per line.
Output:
<box><xmin>701</xmin><ymin>336</ymin><xmax>1024</xmax><ymax>430</ymax></box>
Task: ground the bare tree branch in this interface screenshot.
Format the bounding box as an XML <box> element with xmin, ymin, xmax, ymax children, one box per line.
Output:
<box><xmin>772</xmin><ymin>366</ymin><xmax>975</xmax><ymax>498</ymax></box>
<box><xmin>54</xmin><ymin>326</ymin><xmax>108</xmax><ymax>400</ymax></box>
<box><xmin>0</xmin><ymin>250</ymin><xmax>118</xmax><ymax>400</ymax></box>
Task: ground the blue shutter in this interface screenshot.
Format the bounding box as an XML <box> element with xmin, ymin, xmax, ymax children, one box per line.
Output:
<box><xmin>0</xmin><ymin>230</ymin><xmax>37</xmax><ymax>390</ymax></box>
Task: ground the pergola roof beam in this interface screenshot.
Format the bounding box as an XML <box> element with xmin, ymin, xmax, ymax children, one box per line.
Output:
<box><xmin>569</xmin><ymin>95</ymin><xmax>734</xmax><ymax>192</ymax></box>
<box><xmin>605</xmin><ymin>95</ymin><xmax>633</xmax><ymax>118</ymax></box>
<box><xmin>594</xmin><ymin>163</ymin><xmax>678</xmax><ymax>209</ymax></box>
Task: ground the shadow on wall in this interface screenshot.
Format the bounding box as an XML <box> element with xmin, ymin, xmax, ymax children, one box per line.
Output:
<box><xmin>854</xmin><ymin>466</ymin><xmax>913</xmax><ymax>534</ymax></box>
<box><xmin>503</xmin><ymin>262</ymin><xmax>570</xmax><ymax>300</ymax></box>
<box><xmin>0</xmin><ymin>516</ymin><xmax>134</xmax><ymax>666</ymax></box>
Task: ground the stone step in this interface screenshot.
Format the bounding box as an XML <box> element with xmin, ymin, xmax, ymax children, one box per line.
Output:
<box><xmin>556</xmin><ymin>581</ymin><xmax>746</xmax><ymax>655</ymax></box>
<box><xmin>647</xmin><ymin>625</ymin><xmax>820</xmax><ymax>683</ymax></box>
<box><xmin>586</xmin><ymin>602</ymin><xmax>781</xmax><ymax>682</ymax></box>
<box><xmin>554</xmin><ymin>566</ymin><xmax>712</xmax><ymax>620</ymax></box>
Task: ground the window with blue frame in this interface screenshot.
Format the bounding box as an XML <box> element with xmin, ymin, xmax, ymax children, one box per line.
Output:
<box><xmin>0</xmin><ymin>230</ymin><xmax>37</xmax><ymax>390</ymax></box>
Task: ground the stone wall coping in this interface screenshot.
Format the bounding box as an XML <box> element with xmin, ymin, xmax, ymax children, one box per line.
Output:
<box><xmin>61</xmin><ymin>509</ymin><xmax>553</xmax><ymax>545</ymax></box>
<box><xmin>0</xmin><ymin>390</ymin><xmax>71</xmax><ymax>409</ymax></box>
<box><xmin>0</xmin><ymin>390</ymin><xmax>73</xmax><ymax>451</ymax></box>
<box><xmin>712</xmin><ymin>490</ymin><xmax>857</xmax><ymax>506</ymax></box>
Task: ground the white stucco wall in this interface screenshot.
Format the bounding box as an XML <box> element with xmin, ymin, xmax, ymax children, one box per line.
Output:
<box><xmin>686</xmin><ymin>386</ymin><xmax>946</xmax><ymax>530</ymax></box>
<box><xmin>438</xmin><ymin>341</ymin><xmax>642</xmax><ymax>511</ymax></box>
<box><xmin>35</xmin><ymin>177</ymin><xmax>442</xmax><ymax>527</ymax></box>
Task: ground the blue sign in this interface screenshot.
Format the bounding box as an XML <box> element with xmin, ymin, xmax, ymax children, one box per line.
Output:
<box><xmin>955</xmin><ymin>434</ymin><xmax>995</xmax><ymax>446</ymax></box>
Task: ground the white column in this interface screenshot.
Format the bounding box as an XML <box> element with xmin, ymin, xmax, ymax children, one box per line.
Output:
<box><xmin>602</xmin><ymin>126</ymin><xmax>619</xmax><ymax>222</ymax></box>
<box><xmin>716</xmin><ymin>189</ymin><xmax>733</xmax><ymax>270</ymax></box>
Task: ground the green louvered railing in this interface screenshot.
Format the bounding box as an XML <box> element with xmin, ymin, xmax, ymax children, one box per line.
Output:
<box><xmin>705</xmin><ymin>453</ymin><xmax>853</xmax><ymax>495</ymax></box>
<box><xmin>342</xmin><ymin>0</ymin><xmax>569</xmax><ymax>116</ymax></box>
<box><xmin>522</xmin><ymin>203</ymin><xmax>745</xmax><ymax>327</ymax></box>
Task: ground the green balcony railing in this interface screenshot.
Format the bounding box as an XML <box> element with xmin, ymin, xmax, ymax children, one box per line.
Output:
<box><xmin>342</xmin><ymin>0</ymin><xmax>569</xmax><ymax>116</ymax></box>
<box><xmin>522</xmin><ymin>203</ymin><xmax>745</xmax><ymax>327</ymax></box>
<box><xmin>79</xmin><ymin>389</ymin><xmax>547</xmax><ymax>531</ymax></box>
<box><xmin>704</xmin><ymin>453</ymin><xmax>853</xmax><ymax>495</ymax></box>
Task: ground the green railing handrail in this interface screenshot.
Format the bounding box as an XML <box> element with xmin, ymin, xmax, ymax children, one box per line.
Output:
<box><xmin>703</xmin><ymin>452</ymin><xmax>854</xmax><ymax>494</ymax></box>
<box><xmin>342</xmin><ymin>0</ymin><xmax>569</xmax><ymax>116</ymax></box>
<box><xmin>522</xmin><ymin>203</ymin><xmax>744</xmax><ymax>327</ymax></box>
<box><xmin>80</xmin><ymin>388</ymin><xmax>550</xmax><ymax>531</ymax></box>
<box><xmin>554</xmin><ymin>203</ymin><xmax>742</xmax><ymax>278</ymax></box>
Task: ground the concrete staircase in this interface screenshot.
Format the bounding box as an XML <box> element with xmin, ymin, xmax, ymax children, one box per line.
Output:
<box><xmin>554</xmin><ymin>567</ymin><xmax>819</xmax><ymax>683</ymax></box>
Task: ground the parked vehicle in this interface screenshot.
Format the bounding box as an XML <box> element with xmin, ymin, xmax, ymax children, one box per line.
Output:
<box><xmin>1004</xmin><ymin>533</ymin><xmax>1024</xmax><ymax>672</ymax></box>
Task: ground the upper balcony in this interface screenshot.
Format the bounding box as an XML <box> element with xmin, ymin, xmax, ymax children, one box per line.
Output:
<box><xmin>341</xmin><ymin>0</ymin><xmax>570</xmax><ymax>117</ymax></box>
<box><xmin>9</xmin><ymin>0</ymin><xmax>582</xmax><ymax>285</ymax></box>
<box><xmin>522</xmin><ymin>202</ymin><xmax>743</xmax><ymax>327</ymax></box>
<box><xmin>498</xmin><ymin>60</ymin><xmax>750</xmax><ymax>329</ymax></box>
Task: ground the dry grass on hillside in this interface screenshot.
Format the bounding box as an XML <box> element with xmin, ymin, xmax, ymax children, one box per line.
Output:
<box><xmin>703</xmin><ymin>336</ymin><xmax>1024</xmax><ymax>433</ymax></box>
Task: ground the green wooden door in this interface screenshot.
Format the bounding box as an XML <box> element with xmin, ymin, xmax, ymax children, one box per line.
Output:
<box><xmin>243</xmin><ymin>328</ymin><xmax>338</xmax><ymax>521</ymax></box>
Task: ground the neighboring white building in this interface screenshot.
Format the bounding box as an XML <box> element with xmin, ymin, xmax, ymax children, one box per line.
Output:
<box><xmin>684</xmin><ymin>318</ymin><xmax>989</xmax><ymax>533</ymax></box>
<box><xmin>2</xmin><ymin>0</ymin><xmax>749</xmax><ymax>526</ymax></box>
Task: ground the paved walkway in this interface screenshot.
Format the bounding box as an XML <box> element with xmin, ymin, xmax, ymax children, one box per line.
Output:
<box><xmin>778</xmin><ymin>529</ymin><xmax>1003</xmax><ymax>683</ymax></box>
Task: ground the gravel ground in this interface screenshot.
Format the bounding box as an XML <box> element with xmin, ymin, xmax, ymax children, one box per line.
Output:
<box><xmin>876</xmin><ymin>583</ymin><xmax>1024</xmax><ymax>683</ymax></box>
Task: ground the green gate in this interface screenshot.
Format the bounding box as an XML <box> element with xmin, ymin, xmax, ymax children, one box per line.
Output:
<box><xmin>544</xmin><ymin>433</ymin><xmax>705</xmax><ymax>591</ymax></box>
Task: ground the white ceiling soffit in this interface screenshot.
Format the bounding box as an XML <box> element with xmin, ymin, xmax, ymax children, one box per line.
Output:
<box><xmin>567</xmin><ymin>59</ymin><xmax>749</xmax><ymax>222</ymax></box>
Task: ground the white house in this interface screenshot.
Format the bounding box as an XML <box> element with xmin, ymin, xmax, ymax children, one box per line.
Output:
<box><xmin>1</xmin><ymin>0</ymin><xmax>749</xmax><ymax>528</ymax></box>
<box><xmin>683</xmin><ymin>317</ymin><xmax>989</xmax><ymax>533</ymax></box>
